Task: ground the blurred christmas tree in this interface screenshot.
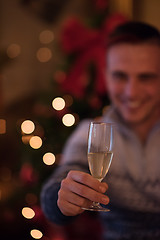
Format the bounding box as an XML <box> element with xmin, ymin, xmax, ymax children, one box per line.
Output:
<box><xmin>0</xmin><ymin>1</ymin><xmax>127</xmax><ymax>239</ymax></box>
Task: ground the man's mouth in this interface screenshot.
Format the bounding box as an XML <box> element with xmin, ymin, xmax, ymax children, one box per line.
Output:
<box><xmin>125</xmin><ymin>100</ymin><xmax>141</xmax><ymax>109</ymax></box>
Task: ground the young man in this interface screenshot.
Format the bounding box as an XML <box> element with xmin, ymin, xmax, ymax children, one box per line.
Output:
<box><xmin>41</xmin><ymin>21</ymin><xmax>160</xmax><ymax>239</ymax></box>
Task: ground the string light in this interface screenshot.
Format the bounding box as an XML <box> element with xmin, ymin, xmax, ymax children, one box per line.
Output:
<box><xmin>29</xmin><ymin>136</ymin><xmax>42</xmax><ymax>149</ymax></box>
<box><xmin>21</xmin><ymin>120</ymin><xmax>35</xmax><ymax>134</ymax></box>
<box><xmin>36</xmin><ymin>47</ymin><xmax>52</xmax><ymax>62</ymax></box>
<box><xmin>0</xmin><ymin>119</ymin><xmax>6</xmax><ymax>134</ymax></box>
<box><xmin>39</xmin><ymin>30</ymin><xmax>54</xmax><ymax>44</ymax></box>
<box><xmin>62</xmin><ymin>114</ymin><xmax>75</xmax><ymax>127</ymax></box>
<box><xmin>7</xmin><ymin>43</ymin><xmax>21</xmax><ymax>58</ymax></box>
<box><xmin>22</xmin><ymin>207</ymin><xmax>35</xmax><ymax>219</ymax></box>
<box><xmin>52</xmin><ymin>97</ymin><xmax>65</xmax><ymax>111</ymax></box>
<box><xmin>30</xmin><ymin>229</ymin><xmax>43</xmax><ymax>239</ymax></box>
<box><xmin>43</xmin><ymin>152</ymin><xmax>55</xmax><ymax>165</ymax></box>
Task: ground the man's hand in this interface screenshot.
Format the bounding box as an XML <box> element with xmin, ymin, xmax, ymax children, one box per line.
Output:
<box><xmin>57</xmin><ymin>170</ymin><xmax>109</xmax><ymax>216</ymax></box>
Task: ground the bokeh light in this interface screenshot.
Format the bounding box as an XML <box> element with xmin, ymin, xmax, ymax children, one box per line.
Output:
<box><xmin>30</xmin><ymin>229</ymin><xmax>43</xmax><ymax>239</ymax></box>
<box><xmin>21</xmin><ymin>120</ymin><xmax>35</xmax><ymax>134</ymax></box>
<box><xmin>36</xmin><ymin>47</ymin><xmax>52</xmax><ymax>62</ymax></box>
<box><xmin>0</xmin><ymin>119</ymin><xmax>6</xmax><ymax>134</ymax></box>
<box><xmin>43</xmin><ymin>152</ymin><xmax>56</xmax><ymax>165</ymax></box>
<box><xmin>7</xmin><ymin>43</ymin><xmax>21</xmax><ymax>58</ymax></box>
<box><xmin>62</xmin><ymin>114</ymin><xmax>75</xmax><ymax>127</ymax></box>
<box><xmin>52</xmin><ymin>97</ymin><xmax>65</xmax><ymax>111</ymax></box>
<box><xmin>22</xmin><ymin>207</ymin><xmax>35</xmax><ymax>219</ymax></box>
<box><xmin>29</xmin><ymin>136</ymin><xmax>42</xmax><ymax>149</ymax></box>
<box><xmin>39</xmin><ymin>30</ymin><xmax>54</xmax><ymax>44</ymax></box>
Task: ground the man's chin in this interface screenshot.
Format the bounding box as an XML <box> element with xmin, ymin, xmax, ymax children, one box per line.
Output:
<box><xmin>115</xmin><ymin>108</ymin><xmax>143</xmax><ymax>125</ymax></box>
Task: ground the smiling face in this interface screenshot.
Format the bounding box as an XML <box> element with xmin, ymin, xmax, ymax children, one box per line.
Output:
<box><xmin>106</xmin><ymin>43</ymin><xmax>160</xmax><ymax>127</ymax></box>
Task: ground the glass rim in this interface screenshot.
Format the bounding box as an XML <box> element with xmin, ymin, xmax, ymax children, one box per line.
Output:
<box><xmin>90</xmin><ymin>121</ymin><xmax>116</xmax><ymax>126</ymax></box>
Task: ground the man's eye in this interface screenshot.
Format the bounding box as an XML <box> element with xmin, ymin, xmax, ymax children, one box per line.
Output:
<box><xmin>112</xmin><ymin>72</ymin><xmax>127</xmax><ymax>82</ymax></box>
<box><xmin>139</xmin><ymin>74</ymin><xmax>157</xmax><ymax>82</ymax></box>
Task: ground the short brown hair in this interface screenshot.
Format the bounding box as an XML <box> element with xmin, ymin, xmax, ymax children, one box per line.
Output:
<box><xmin>107</xmin><ymin>21</ymin><xmax>160</xmax><ymax>48</ymax></box>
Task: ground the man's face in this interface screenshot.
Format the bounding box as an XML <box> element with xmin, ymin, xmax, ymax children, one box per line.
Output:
<box><xmin>106</xmin><ymin>43</ymin><xmax>160</xmax><ymax>126</ymax></box>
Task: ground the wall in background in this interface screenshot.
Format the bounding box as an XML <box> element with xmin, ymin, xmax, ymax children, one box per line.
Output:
<box><xmin>133</xmin><ymin>0</ymin><xmax>160</xmax><ymax>29</ymax></box>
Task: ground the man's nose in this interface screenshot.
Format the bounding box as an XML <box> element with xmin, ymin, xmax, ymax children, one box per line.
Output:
<box><xmin>125</xmin><ymin>78</ymin><xmax>139</xmax><ymax>98</ymax></box>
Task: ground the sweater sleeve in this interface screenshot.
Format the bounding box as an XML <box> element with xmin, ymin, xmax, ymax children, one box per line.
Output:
<box><xmin>40</xmin><ymin>174</ymin><xmax>75</xmax><ymax>225</ymax></box>
<box><xmin>40</xmin><ymin>163</ymin><xmax>89</xmax><ymax>225</ymax></box>
<box><xmin>40</xmin><ymin>120</ymin><xmax>90</xmax><ymax>225</ymax></box>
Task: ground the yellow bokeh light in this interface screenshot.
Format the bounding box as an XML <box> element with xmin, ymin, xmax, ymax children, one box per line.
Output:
<box><xmin>7</xmin><ymin>43</ymin><xmax>21</xmax><ymax>58</ymax></box>
<box><xmin>36</xmin><ymin>47</ymin><xmax>52</xmax><ymax>62</ymax></box>
<box><xmin>21</xmin><ymin>120</ymin><xmax>35</xmax><ymax>134</ymax></box>
<box><xmin>52</xmin><ymin>97</ymin><xmax>65</xmax><ymax>111</ymax></box>
<box><xmin>39</xmin><ymin>30</ymin><xmax>54</xmax><ymax>44</ymax></box>
<box><xmin>22</xmin><ymin>207</ymin><xmax>35</xmax><ymax>219</ymax></box>
<box><xmin>43</xmin><ymin>152</ymin><xmax>55</xmax><ymax>165</ymax></box>
<box><xmin>30</xmin><ymin>229</ymin><xmax>43</xmax><ymax>239</ymax></box>
<box><xmin>29</xmin><ymin>136</ymin><xmax>42</xmax><ymax>149</ymax></box>
<box><xmin>62</xmin><ymin>114</ymin><xmax>75</xmax><ymax>127</ymax></box>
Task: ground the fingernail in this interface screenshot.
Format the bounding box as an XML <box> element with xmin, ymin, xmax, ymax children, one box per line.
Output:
<box><xmin>102</xmin><ymin>197</ymin><xmax>108</xmax><ymax>204</ymax></box>
<box><xmin>99</xmin><ymin>186</ymin><xmax>106</xmax><ymax>193</ymax></box>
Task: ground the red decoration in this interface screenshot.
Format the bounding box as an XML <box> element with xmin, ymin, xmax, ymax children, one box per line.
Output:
<box><xmin>93</xmin><ymin>0</ymin><xmax>108</xmax><ymax>11</ymax></box>
<box><xmin>59</xmin><ymin>14</ymin><xmax>127</xmax><ymax>99</ymax></box>
<box><xmin>19</xmin><ymin>162</ymin><xmax>38</xmax><ymax>185</ymax></box>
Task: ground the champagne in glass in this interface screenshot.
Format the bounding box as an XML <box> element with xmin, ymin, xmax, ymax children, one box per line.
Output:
<box><xmin>83</xmin><ymin>121</ymin><xmax>114</xmax><ymax>211</ymax></box>
<box><xmin>88</xmin><ymin>151</ymin><xmax>113</xmax><ymax>182</ymax></box>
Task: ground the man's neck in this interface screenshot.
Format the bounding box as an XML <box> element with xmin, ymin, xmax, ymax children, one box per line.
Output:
<box><xmin>127</xmin><ymin>114</ymin><xmax>160</xmax><ymax>144</ymax></box>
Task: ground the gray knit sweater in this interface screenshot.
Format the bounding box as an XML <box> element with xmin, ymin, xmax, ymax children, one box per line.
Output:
<box><xmin>41</xmin><ymin>106</ymin><xmax>160</xmax><ymax>239</ymax></box>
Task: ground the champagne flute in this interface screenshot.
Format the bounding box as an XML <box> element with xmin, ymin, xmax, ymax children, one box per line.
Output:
<box><xmin>83</xmin><ymin>122</ymin><xmax>114</xmax><ymax>211</ymax></box>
